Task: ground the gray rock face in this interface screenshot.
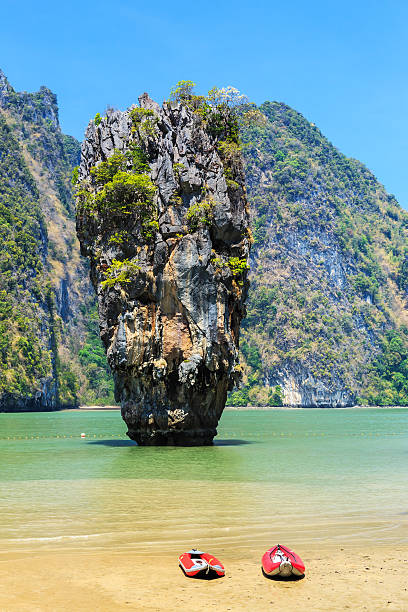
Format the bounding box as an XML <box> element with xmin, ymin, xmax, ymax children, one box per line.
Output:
<box><xmin>77</xmin><ymin>94</ymin><xmax>250</xmax><ymax>444</ymax></box>
<box><xmin>258</xmin><ymin>228</ymin><xmax>358</xmax><ymax>407</ymax></box>
<box><xmin>268</xmin><ymin>363</ymin><xmax>355</xmax><ymax>407</ymax></box>
<box><xmin>0</xmin><ymin>378</ymin><xmax>58</xmax><ymax>413</ymax></box>
<box><xmin>0</xmin><ymin>69</ymin><xmax>12</xmax><ymax>103</ymax></box>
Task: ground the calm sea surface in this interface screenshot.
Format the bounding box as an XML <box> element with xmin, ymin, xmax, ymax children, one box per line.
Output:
<box><xmin>0</xmin><ymin>408</ymin><xmax>407</xmax><ymax>554</ymax></box>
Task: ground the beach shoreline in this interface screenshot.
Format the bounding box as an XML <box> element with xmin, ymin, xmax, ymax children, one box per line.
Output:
<box><xmin>2</xmin><ymin>408</ymin><xmax>406</xmax><ymax>610</ymax></box>
<box><xmin>0</xmin><ymin>546</ymin><xmax>406</xmax><ymax>611</ymax></box>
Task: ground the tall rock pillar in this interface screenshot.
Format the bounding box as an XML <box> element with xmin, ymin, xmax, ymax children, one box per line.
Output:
<box><xmin>76</xmin><ymin>93</ymin><xmax>250</xmax><ymax>444</ymax></box>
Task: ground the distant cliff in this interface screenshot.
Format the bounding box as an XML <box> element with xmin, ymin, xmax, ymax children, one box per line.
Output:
<box><xmin>230</xmin><ymin>102</ymin><xmax>408</xmax><ymax>407</ymax></box>
<box><xmin>3</xmin><ymin>70</ymin><xmax>408</xmax><ymax>412</ymax></box>
<box><xmin>76</xmin><ymin>90</ymin><xmax>250</xmax><ymax>444</ymax></box>
<box><xmin>0</xmin><ymin>69</ymin><xmax>113</xmax><ymax>410</ymax></box>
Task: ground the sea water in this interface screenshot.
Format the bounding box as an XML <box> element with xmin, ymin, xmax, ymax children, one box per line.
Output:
<box><xmin>0</xmin><ymin>408</ymin><xmax>407</xmax><ymax>554</ymax></box>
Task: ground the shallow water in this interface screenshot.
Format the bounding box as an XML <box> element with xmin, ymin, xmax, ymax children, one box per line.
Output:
<box><xmin>0</xmin><ymin>408</ymin><xmax>407</xmax><ymax>554</ymax></box>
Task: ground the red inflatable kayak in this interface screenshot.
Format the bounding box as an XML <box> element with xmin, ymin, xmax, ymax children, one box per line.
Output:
<box><xmin>179</xmin><ymin>549</ymin><xmax>225</xmax><ymax>577</ymax></box>
<box><xmin>262</xmin><ymin>544</ymin><xmax>305</xmax><ymax>577</ymax></box>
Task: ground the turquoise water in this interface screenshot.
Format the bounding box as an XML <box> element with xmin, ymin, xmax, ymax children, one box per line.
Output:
<box><xmin>0</xmin><ymin>408</ymin><xmax>407</xmax><ymax>554</ymax></box>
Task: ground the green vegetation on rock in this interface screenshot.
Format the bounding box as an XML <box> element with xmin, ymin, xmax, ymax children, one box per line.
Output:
<box><xmin>0</xmin><ymin>112</ymin><xmax>54</xmax><ymax>401</ymax></box>
<box><xmin>77</xmin><ymin>144</ymin><xmax>158</xmax><ymax>242</ymax></box>
<box><xmin>186</xmin><ymin>196</ymin><xmax>215</xmax><ymax>231</ymax></box>
<box><xmin>0</xmin><ymin>70</ymin><xmax>114</xmax><ymax>409</ymax></box>
<box><xmin>101</xmin><ymin>258</ymin><xmax>141</xmax><ymax>289</ymax></box>
<box><xmin>130</xmin><ymin>107</ymin><xmax>158</xmax><ymax>137</ymax></box>
<box><xmin>232</xmin><ymin>100</ymin><xmax>408</xmax><ymax>406</ymax></box>
<box><xmin>4</xmin><ymin>69</ymin><xmax>408</xmax><ymax>411</ymax></box>
<box><xmin>77</xmin><ymin>304</ymin><xmax>115</xmax><ymax>405</ymax></box>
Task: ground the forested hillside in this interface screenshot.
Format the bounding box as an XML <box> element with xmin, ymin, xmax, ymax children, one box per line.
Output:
<box><xmin>2</xmin><ymin>69</ymin><xmax>408</xmax><ymax>409</ymax></box>
<box><xmin>228</xmin><ymin>102</ymin><xmax>408</xmax><ymax>406</ymax></box>
<box><xmin>0</xmin><ymin>69</ymin><xmax>113</xmax><ymax>409</ymax></box>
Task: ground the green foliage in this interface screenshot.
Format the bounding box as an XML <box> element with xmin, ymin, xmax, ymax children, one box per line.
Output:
<box><xmin>217</xmin><ymin>140</ymin><xmax>242</xmax><ymax>190</ymax></box>
<box><xmin>206</xmin><ymin>110</ymin><xmax>240</xmax><ymax>144</ymax></box>
<box><xmin>0</xmin><ymin>115</ymin><xmax>53</xmax><ymax>397</ymax></box>
<box><xmin>62</xmin><ymin>135</ymin><xmax>81</xmax><ymax>167</ymax></box>
<box><xmin>226</xmin><ymin>387</ymin><xmax>249</xmax><ymax>406</ymax></box>
<box><xmin>96</xmin><ymin>171</ymin><xmax>156</xmax><ymax>210</ymax></box>
<box><xmin>173</xmin><ymin>162</ymin><xmax>186</xmax><ymax>178</ymax></box>
<box><xmin>94</xmin><ymin>112</ymin><xmax>102</xmax><ymax>126</ymax></box>
<box><xmin>101</xmin><ymin>258</ymin><xmax>141</xmax><ymax>289</ymax></box>
<box><xmin>169</xmin><ymin>80</ymin><xmax>197</xmax><ymax>102</ymax></box>
<box><xmin>130</xmin><ymin>107</ymin><xmax>155</xmax><ymax>121</ymax></box>
<box><xmin>241</xmin><ymin>340</ymin><xmax>262</xmax><ymax>370</ymax></box>
<box><xmin>397</xmin><ymin>250</ymin><xmax>408</xmax><ymax>291</ymax></box>
<box><xmin>78</xmin><ymin>147</ymin><xmax>157</xmax><ymax>241</ymax></box>
<box><xmin>268</xmin><ymin>385</ymin><xmax>283</xmax><ymax>406</ymax></box>
<box><xmin>229</xmin><ymin>99</ymin><xmax>408</xmax><ymax>406</ymax></box>
<box><xmin>210</xmin><ymin>255</ymin><xmax>249</xmax><ymax>286</ymax></box>
<box><xmin>108</xmin><ymin>231</ymin><xmax>127</xmax><ymax>245</ymax></box>
<box><xmin>186</xmin><ymin>196</ymin><xmax>215</xmax><ymax>232</ymax></box>
<box><xmin>0</xmin><ymin>78</ymin><xmax>112</xmax><ymax>409</ymax></box>
<box><xmin>244</xmin><ymin>286</ymin><xmax>277</xmax><ymax>328</ymax></box>
<box><xmin>128</xmin><ymin>144</ymin><xmax>150</xmax><ymax>173</ymax></box>
<box><xmin>130</xmin><ymin>107</ymin><xmax>158</xmax><ymax>137</ymax></box>
<box><xmin>90</xmin><ymin>150</ymin><xmax>128</xmax><ymax>185</ymax></box>
<box><xmin>168</xmin><ymin>81</ymin><xmax>242</xmax><ymax>144</ymax></box>
<box><xmin>252</xmin><ymin>214</ymin><xmax>267</xmax><ymax>244</ymax></box>
<box><xmin>228</xmin><ymin>257</ymin><xmax>250</xmax><ymax>276</ymax></box>
<box><xmin>351</xmin><ymin>273</ymin><xmax>379</xmax><ymax>299</ymax></box>
<box><xmin>89</xmin><ymin>147</ymin><xmax>149</xmax><ymax>185</ymax></box>
<box><xmin>361</xmin><ymin>331</ymin><xmax>408</xmax><ymax>405</ymax></box>
<box><xmin>218</xmin><ymin>140</ymin><xmax>241</xmax><ymax>162</ymax></box>
<box><xmin>58</xmin><ymin>361</ymin><xmax>79</xmax><ymax>406</ymax></box>
<box><xmin>227</xmin><ymin>257</ymin><xmax>249</xmax><ymax>286</ymax></box>
<box><xmin>71</xmin><ymin>166</ymin><xmax>79</xmax><ymax>185</ymax></box>
<box><xmin>77</xmin><ymin>304</ymin><xmax>114</xmax><ymax>405</ymax></box>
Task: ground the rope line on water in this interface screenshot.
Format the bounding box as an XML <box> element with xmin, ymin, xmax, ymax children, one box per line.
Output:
<box><xmin>0</xmin><ymin>431</ymin><xmax>405</xmax><ymax>441</ymax></box>
<box><xmin>0</xmin><ymin>433</ymin><xmax>128</xmax><ymax>441</ymax></box>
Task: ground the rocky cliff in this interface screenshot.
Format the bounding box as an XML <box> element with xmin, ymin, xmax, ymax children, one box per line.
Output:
<box><xmin>231</xmin><ymin>102</ymin><xmax>408</xmax><ymax>407</ymax></box>
<box><xmin>76</xmin><ymin>93</ymin><xmax>250</xmax><ymax>444</ymax></box>
<box><xmin>3</xmin><ymin>69</ymin><xmax>408</xmax><ymax>412</ymax></box>
<box><xmin>0</xmin><ymin>69</ymin><xmax>113</xmax><ymax>410</ymax></box>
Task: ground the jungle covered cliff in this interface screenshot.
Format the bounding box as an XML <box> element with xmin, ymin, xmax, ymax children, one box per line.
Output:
<box><xmin>2</xmin><ymin>70</ymin><xmax>408</xmax><ymax>411</ymax></box>
<box><xmin>0</xmin><ymin>69</ymin><xmax>113</xmax><ymax>410</ymax></box>
<box><xmin>233</xmin><ymin>102</ymin><xmax>408</xmax><ymax>407</ymax></box>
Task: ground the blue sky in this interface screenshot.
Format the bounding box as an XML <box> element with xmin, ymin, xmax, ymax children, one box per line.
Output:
<box><xmin>1</xmin><ymin>0</ymin><xmax>408</xmax><ymax>205</ymax></box>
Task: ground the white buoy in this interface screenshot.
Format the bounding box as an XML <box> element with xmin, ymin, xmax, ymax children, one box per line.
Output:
<box><xmin>81</xmin><ymin>432</ymin><xmax>86</xmax><ymax>438</ymax></box>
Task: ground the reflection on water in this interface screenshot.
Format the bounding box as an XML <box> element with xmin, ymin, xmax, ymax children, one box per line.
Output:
<box><xmin>0</xmin><ymin>408</ymin><xmax>407</xmax><ymax>553</ymax></box>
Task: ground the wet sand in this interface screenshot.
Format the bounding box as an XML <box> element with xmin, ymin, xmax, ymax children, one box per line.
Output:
<box><xmin>0</xmin><ymin>546</ymin><xmax>407</xmax><ymax>611</ymax></box>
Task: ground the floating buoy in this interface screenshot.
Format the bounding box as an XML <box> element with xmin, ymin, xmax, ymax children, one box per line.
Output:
<box><xmin>81</xmin><ymin>433</ymin><xmax>86</xmax><ymax>438</ymax></box>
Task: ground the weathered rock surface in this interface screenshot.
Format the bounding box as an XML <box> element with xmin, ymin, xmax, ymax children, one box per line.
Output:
<box><xmin>268</xmin><ymin>364</ymin><xmax>353</xmax><ymax>407</ymax></box>
<box><xmin>77</xmin><ymin>94</ymin><xmax>250</xmax><ymax>444</ymax></box>
<box><xmin>0</xmin><ymin>68</ymin><xmax>102</xmax><ymax>411</ymax></box>
<box><xmin>235</xmin><ymin>101</ymin><xmax>408</xmax><ymax>408</ymax></box>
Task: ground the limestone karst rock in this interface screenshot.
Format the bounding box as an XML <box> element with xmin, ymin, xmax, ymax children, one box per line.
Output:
<box><xmin>0</xmin><ymin>68</ymin><xmax>92</xmax><ymax>411</ymax></box>
<box><xmin>76</xmin><ymin>93</ymin><xmax>250</xmax><ymax>444</ymax></box>
<box><xmin>236</xmin><ymin>101</ymin><xmax>408</xmax><ymax>408</ymax></box>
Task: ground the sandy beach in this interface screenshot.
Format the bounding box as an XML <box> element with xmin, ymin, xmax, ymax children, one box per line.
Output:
<box><xmin>0</xmin><ymin>546</ymin><xmax>407</xmax><ymax>611</ymax></box>
<box><xmin>2</xmin><ymin>409</ymin><xmax>407</xmax><ymax>611</ymax></box>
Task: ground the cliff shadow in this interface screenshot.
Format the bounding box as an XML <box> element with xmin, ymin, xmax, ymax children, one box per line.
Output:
<box><xmin>87</xmin><ymin>438</ymin><xmax>252</xmax><ymax>447</ymax></box>
<box><xmin>214</xmin><ymin>439</ymin><xmax>252</xmax><ymax>446</ymax></box>
<box><xmin>87</xmin><ymin>439</ymin><xmax>137</xmax><ymax>447</ymax></box>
